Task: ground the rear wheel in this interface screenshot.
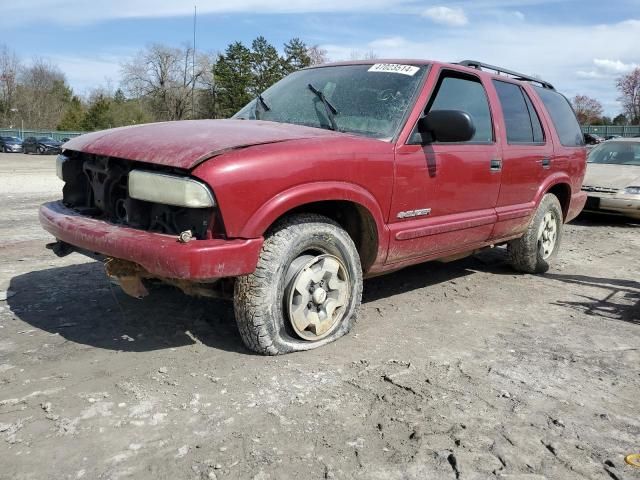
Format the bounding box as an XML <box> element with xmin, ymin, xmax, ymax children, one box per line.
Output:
<box><xmin>234</xmin><ymin>213</ymin><xmax>363</xmax><ymax>355</ymax></box>
<box><xmin>508</xmin><ymin>193</ymin><xmax>563</xmax><ymax>274</ymax></box>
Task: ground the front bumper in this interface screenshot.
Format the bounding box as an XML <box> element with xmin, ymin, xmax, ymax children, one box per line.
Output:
<box><xmin>4</xmin><ymin>144</ymin><xmax>23</xmax><ymax>152</ymax></box>
<box><xmin>583</xmin><ymin>192</ymin><xmax>640</xmax><ymax>219</ymax></box>
<box><xmin>39</xmin><ymin>201</ymin><xmax>263</xmax><ymax>279</ymax></box>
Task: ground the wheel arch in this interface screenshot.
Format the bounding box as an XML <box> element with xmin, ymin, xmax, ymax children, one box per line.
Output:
<box><xmin>239</xmin><ymin>182</ymin><xmax>388</xmax><ymax>272</ymax></box>
<box><xmin>547</xmin><ymin>183</ymin><xmax>571</xmax><ymax>220</ymax></box>
<box><xmin>535</xmin><ymin>174</ymin><xmax>572</xmax><ymax>221</ymax></box>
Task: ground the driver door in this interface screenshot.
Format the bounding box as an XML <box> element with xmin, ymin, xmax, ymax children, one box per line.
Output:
<box><xmin>387</xmin><ymin>67</ymin><xmax>502</xmax><ymax>264</ymax></box>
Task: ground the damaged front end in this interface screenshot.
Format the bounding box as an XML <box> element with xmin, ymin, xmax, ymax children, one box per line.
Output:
<box><xmin>105</xmin><ymin>257</ymin><xmax>233</xmax><ymax>300</ymax></box>
<box><xmin>57</xmin><ymin>152</ymin><xmax>222</xmax><ymax>240</ymax></box>
<box><xmin>52</xmin><ymin>151</ymin><xmax>236</xmax><ymax>299</ymax></box>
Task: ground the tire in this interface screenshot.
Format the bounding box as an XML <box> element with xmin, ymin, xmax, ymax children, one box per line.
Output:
<box><xmin>234</xmin><ymin>213</ymin><xmax>363</xmax><ymax>355</ymax></box>
<box><xmin>38</xmin><ymin>146</ymin><xmax>45</xmax><ymax>155</ymax></box>
<box><xmin>508</xmin><ymin>193</ymin><xmax>563</xmax><ymax>274</ymax></box>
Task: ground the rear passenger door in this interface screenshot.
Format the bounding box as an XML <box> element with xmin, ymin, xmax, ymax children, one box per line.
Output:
<box><xmin>490</xmin><ymin>80</ymin><xmax>553</xmax><ymax>239</ymax></box>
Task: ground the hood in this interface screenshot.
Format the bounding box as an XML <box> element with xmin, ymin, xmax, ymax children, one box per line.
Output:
<box><xmin>584</xmin><ymin>163</ymin><xmax>640</xmax><ymax>189</ymax></box>
<box><xmin>62</xmin><ymin>119</ymin><xmax>345</xmax><ymax>170</ymax></box>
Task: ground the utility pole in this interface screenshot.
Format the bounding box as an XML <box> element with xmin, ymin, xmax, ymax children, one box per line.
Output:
<box><xmin>191</xmin><ymin>5</ymin><xmax>197</xmax><ymax>119</ymax></box>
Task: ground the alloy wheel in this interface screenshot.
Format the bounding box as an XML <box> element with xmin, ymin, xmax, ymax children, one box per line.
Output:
<box><xmin>285</xmin><ymin>253</ymin><xmax>350</xmax><ymax>341</ymax></box>
<box><xmin>537</xmin><ymin>211</ymin><xmax>557</xmax><ymax>259</ymax></box>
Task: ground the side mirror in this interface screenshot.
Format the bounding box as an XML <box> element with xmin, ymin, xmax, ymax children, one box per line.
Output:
<box><xmin>418</xmin><ymin>110</ymin><xmax>476</xmax><ymax>143</ymax></box>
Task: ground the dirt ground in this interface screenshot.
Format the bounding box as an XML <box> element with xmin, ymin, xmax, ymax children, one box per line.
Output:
<box><xmin>0</xmin><ymin>152</ymin><xmax>638</xmax><ymax>480</ymax></box>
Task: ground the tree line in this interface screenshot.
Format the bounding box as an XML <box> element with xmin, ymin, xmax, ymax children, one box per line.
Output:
<box><xmin>2</xmin><ymin>38</ymin><xmax>639</xmax><ymax>131</ymax></box>
<box><xmin>570</xmin><ymin>92</ymin><xmax>635</xmax><ymax>127</ymax></box>
<box><xmin>0</xmin><ymin>38</ymin><xmax>328</xmax><ymax>131</ymax></box>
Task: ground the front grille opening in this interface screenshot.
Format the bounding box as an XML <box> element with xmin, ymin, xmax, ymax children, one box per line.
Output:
<box><xmin>61</xmin><ymin>152</ymin><xmax>216</xmax><ymax>240</ymax></box>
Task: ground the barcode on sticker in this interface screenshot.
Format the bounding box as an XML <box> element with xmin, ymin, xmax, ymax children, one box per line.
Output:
<box><xmin>368</xmin><ymin>63</ymin><xmax>420</xmax><ymax>76</ymax></box>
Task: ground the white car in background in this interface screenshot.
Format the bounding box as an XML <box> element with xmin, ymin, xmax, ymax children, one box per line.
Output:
<box><xmin>582</xmin><ymin>138</ymin><xmax>640</xmax><ymax>220</ymax></box>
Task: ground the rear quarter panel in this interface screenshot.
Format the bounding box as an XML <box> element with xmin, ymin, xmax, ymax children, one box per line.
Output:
<box><xmin>524</xmin><ymin>84</ymin><xmax>587</xmax><ymax>220</ymax></box>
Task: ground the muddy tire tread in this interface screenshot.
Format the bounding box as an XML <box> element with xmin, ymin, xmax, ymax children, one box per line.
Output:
<box><xmin>234</xmin><ymin>213</ymin><xmax>362</xmax><ymax>355</ymax></box>
<box><xmin>508</xmin><ymin>193</ymin><xmax>563</xmax><ymax>274</ymax></box>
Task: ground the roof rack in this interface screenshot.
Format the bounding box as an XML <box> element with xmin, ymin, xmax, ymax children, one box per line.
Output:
<box><xmin>457</xmin><ymin>60</ymin><xmax>555</xmax><ymax>90</ymax></box>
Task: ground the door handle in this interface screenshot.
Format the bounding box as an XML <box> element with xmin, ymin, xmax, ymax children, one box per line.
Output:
<box><xmin>490</xmin><ymin>159</ymin><xmax>502</xmax><ymax>171</ymax></box>
<box><xmin>538</xmin><ymin>157</ymin><xmax>551</xmax><ymax>168</ymax></box>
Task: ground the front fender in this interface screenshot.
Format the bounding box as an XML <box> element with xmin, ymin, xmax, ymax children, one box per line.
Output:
<box><xmin>238</xmin><ymin>181</ymin><xmax>390</xmax><ymax>264</ymax></box>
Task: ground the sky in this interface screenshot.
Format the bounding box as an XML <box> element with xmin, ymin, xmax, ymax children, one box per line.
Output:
<box><xmin>2</xmin><ymin>0</ymin><xmax>640</xmax><ymax>116</ymax></box>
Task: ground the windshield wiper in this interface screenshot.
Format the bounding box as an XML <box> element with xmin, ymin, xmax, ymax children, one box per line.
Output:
<box><xmin>307</xmin><ymin>83</ymin><xmax>338</xmax><ymax>131</ymax></box>
<box><xmin>254</xmin><ymin>94</ymin><xmax>270</xmax><ymax>119</ymax></box>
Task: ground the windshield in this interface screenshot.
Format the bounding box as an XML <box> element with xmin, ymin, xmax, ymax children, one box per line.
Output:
<box><xmin>233</xmin><ymin>64</ymin><xmax>428</xmax><ymax>140</ymax></box>
<box><xmin>4</xmin><ymin>137</ymin><xmax>22</xmax><ymax>142</ymax></box>
<box><xmin>37</xmin><ymin>137</ymin><xmax>55</xmax><ymax>142</ymax></box>
<box><xmin>588</xmin><ymin>141</ymin><xmax>640</xmax><ymax>166</ymax></box>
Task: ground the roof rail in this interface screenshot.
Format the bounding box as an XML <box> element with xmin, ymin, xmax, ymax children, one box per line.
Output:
<box><xmin>457</xmin><ymin>60</ymin><xmax>555</xmax><ymax>90</ymax></box>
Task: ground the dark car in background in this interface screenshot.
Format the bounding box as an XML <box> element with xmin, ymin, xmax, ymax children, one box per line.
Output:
<box><xmin>23</xmin><ymin>136</ymin><xmax>63</xmax><ymax>155</ymax></box>
<box><xmin>0</xmin><ymin>136</ymin><xmax>23</xmax><ymax>153</ymax></box>
<box><xmin>584</xmin><ymin>133</ymin><xmax>604</xmax><ymax>145</ymax></box>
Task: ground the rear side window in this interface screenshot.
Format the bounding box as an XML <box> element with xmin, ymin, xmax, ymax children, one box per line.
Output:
<box><xmin>523</xmin><ymin>92</ymin><xmax>544</xmax><ymax>143</ymax></box>
<box><xmin>494</xmin><ymin>80</ymin><xmax>545</xmax><ymax>144</ymax></box>
<box><xmin>427</xmin><ymin>73</ymin><xmax>494</xmax><ymax>143</ymax></box>
<box><xmin>533</xmin><ymin>86</ymin><xmax>584</xmax><ymax>147</ymax></box>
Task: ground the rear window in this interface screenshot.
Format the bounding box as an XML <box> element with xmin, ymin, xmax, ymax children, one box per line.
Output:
<box><xmin>533</xmin><ymin>86</ymin><xmax>584</xmax><ymax>147</ymax></box>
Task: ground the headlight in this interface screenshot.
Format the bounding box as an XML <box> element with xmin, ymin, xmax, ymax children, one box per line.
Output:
<box><xmin>56</xmin><ymin>155</ymin><xmax>67</xmax><ymax>181</ymax></box>
<box><xmin>128</xmin><ymin>170</ymin><xmax>215</xmax><ymax>208</ymax></box>
<box><xmin>622</xmin><ymin>186</ymin><xmax>640</xmax><ymax>195</ymax></box>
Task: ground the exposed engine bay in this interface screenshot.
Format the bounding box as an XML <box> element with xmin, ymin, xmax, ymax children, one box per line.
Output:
<box><xmin>59</xmin><ymin>151</ymin><xmax>216</xmax><ymax>240</ymax></box>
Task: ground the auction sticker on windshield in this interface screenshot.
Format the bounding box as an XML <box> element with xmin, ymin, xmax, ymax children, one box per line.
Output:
<box><xmin>368</xmin><ymin>64</ymin><xmax>420</xmax><ymax>76</ymax></box>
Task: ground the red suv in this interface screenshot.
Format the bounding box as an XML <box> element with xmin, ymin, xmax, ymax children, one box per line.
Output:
<box><xmin>41</xmin><ymin>59</ymin><xmax>587</xmax><ymax>354</ymax></box>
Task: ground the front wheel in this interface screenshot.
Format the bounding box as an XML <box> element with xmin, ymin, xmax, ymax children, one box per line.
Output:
<box><xmin>234</xmin><ymin>213</ymin><xmax>363</xmax><ymax>355</ymax></box>
<box><xmin>508</xmin><ymin>193</ymin><xmax>563</xmax><ymax>274</ymax></box>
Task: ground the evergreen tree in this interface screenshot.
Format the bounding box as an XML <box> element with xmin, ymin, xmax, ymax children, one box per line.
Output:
<box><xmin>81</xmin><ymin>94</ymin><xmax>113</xmax><ymax>130</ymax></box>
<box><xmin>282</xmin><ymin>38</ymin><xmax>311</xmax><ymax>75</ymax></box>
<box><xmin>113</xmin><ymin>88</ymin><xmax>126</xmax><ymax>104</ymax></box>
<box><xmin>57</xmin><ymin>95</ymin><xmax>85</xmax><ymax>130</ymax></box>
<box><xmin>613</xmin><ymin>113</ymin><xmax>628</xmax><ymax>126</ymax></box>
<box><xmin>214</xmin><ymin>42</ymin><xmax>253</xmax><ymax>118</ymax></box>
<box><xmin>250</xmin><ymin>36</ymin><xmax>283</xmax><ymax>95</ymax></box>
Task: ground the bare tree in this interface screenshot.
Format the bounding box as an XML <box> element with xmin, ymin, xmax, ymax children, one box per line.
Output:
<box><xmin>570</xmin><ymin>94</ymin><xmax>604</xmax><ymax>125</ymax></box>
<box><xmin>121</xmin><ymin>44</ymin><xmax>212</xmax><ymax>121</ymax></box>
<box><xmin>616</xmin><ymin>68</ymin><xmax>640</xmax><ymax>124</ymax></box>
<box><xmin>349</xmin><ymin>49</ymin><xmax>379</xmax><ymax>61</ymax></box>
<box><xmin>307</xmin><ymin>45</ymin><xmax>329</xmax><ymax>66</ymax></box>
<box><xmin>0</xmin><ymin>45</ymin><xmax>20</xmax><ymax>127</ymax></box>
<box><xmin>15</xmin><ymin>58</ymin><xmax>71</xmax><ymax>129</ymax></box>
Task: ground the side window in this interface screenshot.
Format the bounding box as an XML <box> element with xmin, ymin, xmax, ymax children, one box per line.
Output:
<box><xmin>533</xmin><ymin>86</ymin><xmax>584</xmax><ymax>147</ymax></box>
<box><xmin>494</xmin><ymin>80</ymin><xmax>545</xmax><ymax>144</ymax></box>
<box><xmin>424</xmin><ymin>73</ymin><xmax>493</xmax><ymax>143</ymax></box>
<box><xmin>522</xmin><ymin>91</ymin><xmax>544</xmax><ymax>143</ymax></box>
<box><xmin>493</xmin><ymin>80</ymin><xmax>533</xmax><ymax>143</ymax></box>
